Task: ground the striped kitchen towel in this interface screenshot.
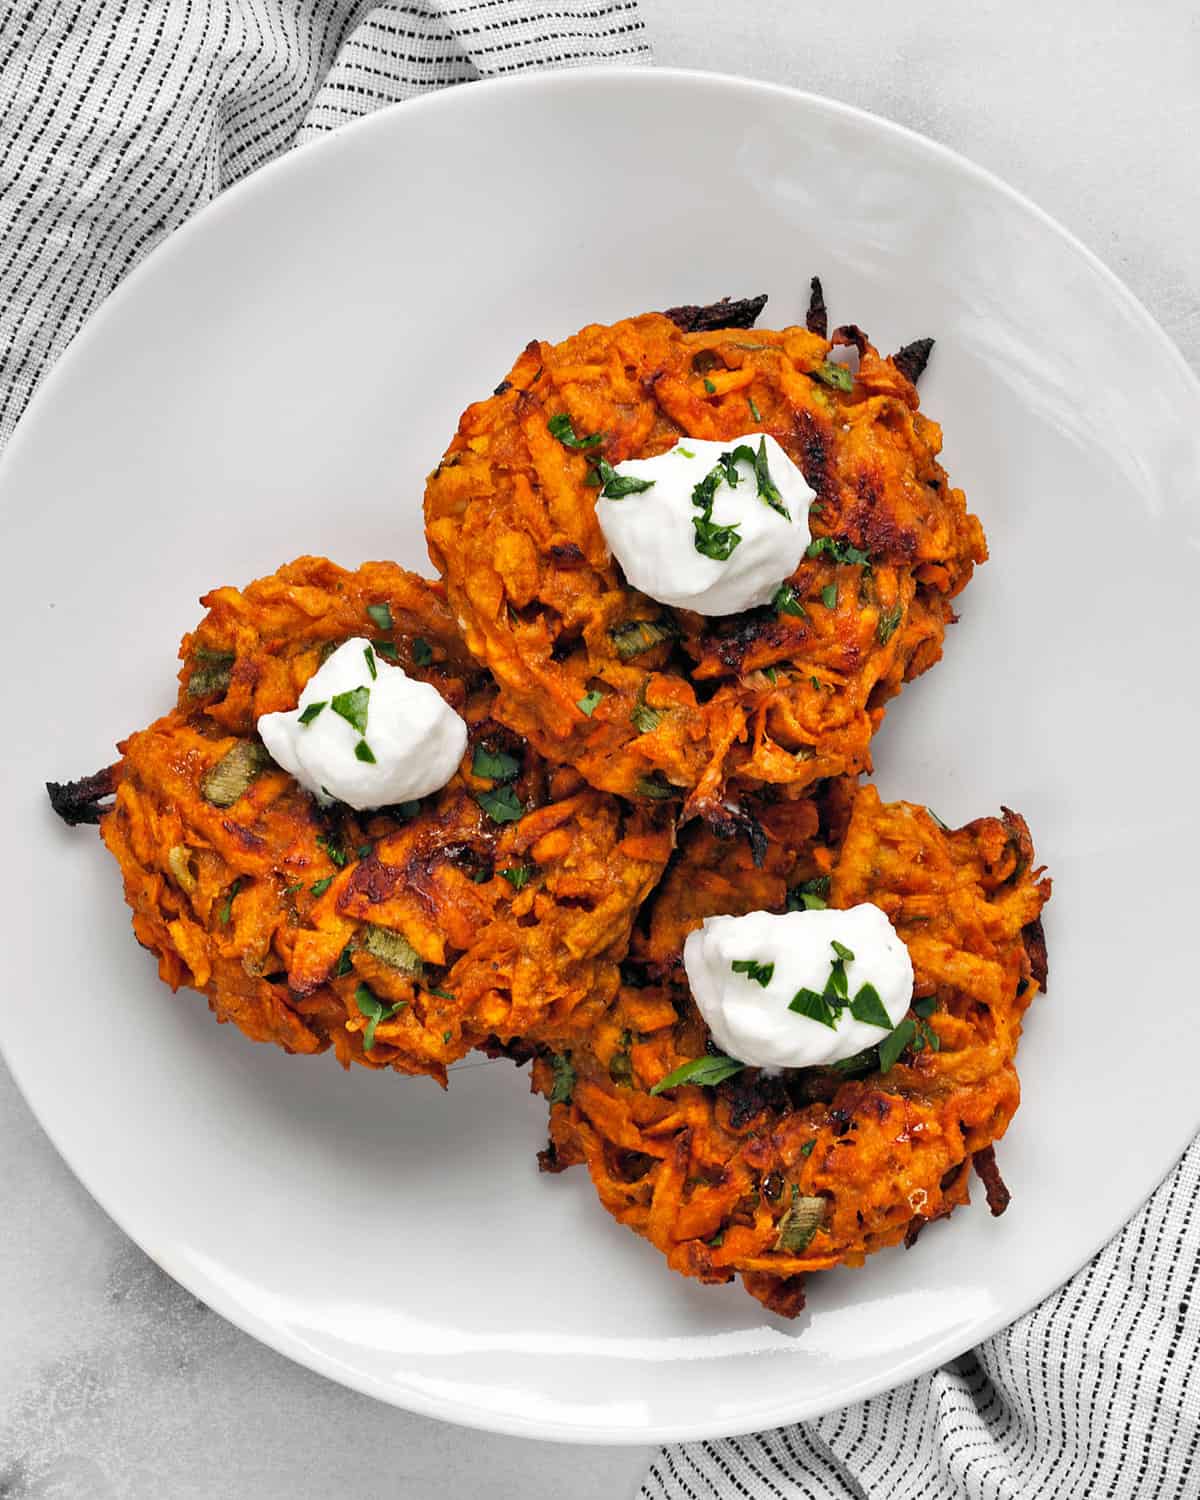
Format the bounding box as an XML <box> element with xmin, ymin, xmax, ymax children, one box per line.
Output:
<box><xmin>2</xmin><ymin>8</ymin><xmax>1195</xmax><ymax>1497</ymax></box>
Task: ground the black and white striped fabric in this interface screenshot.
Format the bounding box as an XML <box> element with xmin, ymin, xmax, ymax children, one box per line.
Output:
<box><xmin>2</xmin><ymin>9</ymin><xmax>1195</xmax><ymax>1495</ymax></box>
<box><xmin>643</xmin><ymin>1138</ymin><xmax>1200</xmax><ymax>1499</ymax></box>
<box><xmin>0</xmin><ymin>0</ymin><xmax>648</xmax><ymax>444</ymax></box>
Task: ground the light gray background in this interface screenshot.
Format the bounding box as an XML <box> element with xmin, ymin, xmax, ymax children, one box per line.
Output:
<box><xmin>3</xmin><ymin>4</ymin><xmax>1197</xmax><ymax>1497</ymax></box>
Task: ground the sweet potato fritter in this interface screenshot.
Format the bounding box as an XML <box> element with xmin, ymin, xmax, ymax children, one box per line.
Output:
<box><xmin>425</xmin><ymin>299</ymin><xmax>986</xmax><ymax>819</ymax></box>
<box><xmin>96</xmin><ymin>558</ymin><xmax>672</xmax><ymax>1083</ymax></box>
<box><xmin>532</xmin><ymin>783</ymin><xmax>1050</xmax><ymax>1316</ymax></box>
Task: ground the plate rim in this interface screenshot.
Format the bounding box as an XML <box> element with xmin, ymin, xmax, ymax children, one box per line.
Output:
<box><xmin>2</xmin><ymin>64</ymin><xmax>1198</xmax><ymax>1444</ymax></box>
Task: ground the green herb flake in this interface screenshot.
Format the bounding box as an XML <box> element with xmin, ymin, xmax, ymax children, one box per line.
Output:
<box><xmin>331</xmin><ymin>685</ymin><xmax>370</xmax><ymax>735</ymax></box>
<box><xmin>649</xmin><ymin>1054</ymin><xmax>745</xmax><ymax>1095</ymax></box>
<box><xmin>806</xmin><ymin>535</ymin><xmax>871</xmax><ymax>567</ymax></box>
<box><xmin>692</xmin><ymin>514</ymin><xmax>742</xmax><ymax>560</ymax></box>
<box><xmin>549</xmin><ymin>1052</ymin><xmax>577</xmax><ymax>1105</ymax></box>
<box><xmin>412</xmin><ymin>637</ymin><xmax>433</xmax><ymax>666</ymax></box>
<box><xmin>547</xmin><ymin>412</ymin><xmax>602</xmax><ymax>450</ymax></box>
<box><xmin>282</xmin><ymin>882</ymin><xmax>302</xmax><ymax>897</ymax></box>
<box><xmin>599</xmin><ymin>461</ymin><xmax>656</xmax><ymax>500</ymax></box>
<box><xmin>763</xmin><ymin>666</ymin><xmax>778</xmax><ymax>685</ymax></box>
<box><xmin>426</xmin><ymin>984</ymin><xmax>454</xmax><ymax>1000</ymax></box>
<box><xmin>772</xmin><ymin>583</ymin><xmax>806</xmax><ymax>618</ymax></box>
<box><xmin>799</xmin><ymin>1140</ymin><xmax>816</xmax><ymax>1159</ymax></box>
<box><xmin>442</xmin><ymin>1030</ymin><xmax>453</xmax><ymax>1044</ymax></box>
<box><xmin>926</xmin><ymin>808</ymin><xmax>950</xmax><ymax>831</ymax></box>
<box><xmin>753</xmin><ymin>437</ymin><xmax>788</xmax><ymax>518</ymax></box>
<box><xmin>877</xmin><ymin>603</ymin><xmax>903</xmax><ymax>645</ymax></box>
<box><xmin>877</xmin><ymin>1017</ymin><xmax>917</xmax><ymax>1073</ymax></box>
<box><xmin>747</xmin><ymin>396</ymin><xmax>762</xmax><ymax>422</ymax></box>
<box><xmin>309</xmin><ymin>876</ymin><xmax>334</xmax><ymax>897</ymax></box>
<box><xmin>788</xmin><ymin>987</ymin><xmax>838</xmax><ymax>1029</ymax></box>
<box><xmin>186</xmin><ymin>648</ymin><xmax>235</xmax><ymax>700</ymax></box>
<box><xmin>366</xmin><ymin>602</ymin><xmax>393</xmax><ymax>631</ymax></box>
<box><xmin>334</xmin><ymin>945</ymin><xmax>355</xmax><ymax>978</ymax></box>
<box><xmin>354</xmin><ymin>981</ymin><xmax>406</xmax><ymax>1051</ymax></box>
<box><xmin>676</xmin><ymin>446</ymin><xmax>696</xmax><ymax>459</ymax></box>
<box><xmin>812</xmin><ymin>360</ymin><xmax>854</xmax><ymax>393</ymax></box>
<box><xmin>476</xmin><ymin>784</ymin><xmax>523</xmax><ymax>824</ymax></box>
<box><xmin>317</xmin><ymin>835</ymin><xmax>347</xmax><ymax>868</ymax></box>
<box><xmin>848</xmin><ymin>982</ymin><xmax>893</xmax><ymax>1030</ymax></box>
<box><xmin>830</xmin><ymin>940</ymin><xmax>855</xmax><ymax>963</ymax></box>
<box><xmin>731</xmin><ymin>958</ymin><xmax>775</xmax><ymax>987</ymax></box>
<box><xmin>374</xmin><ymin>640</ymin><xmax>399</xmax><ymax>661</ymax></box>
<box><xmin>357</xmin><ymin>844</ymin><xmax>373</xmax><ymax>860</ymax></box>
<box><xmin>821</xmin><ymin>583</ymin><xmax>838</xmax><ymax>610</ymax></box>
<box><xmin>500</xmin><ymin>865</ymin><xmax>533</xmax><ymax>890</ymax></box>
<box><xmin>298</xmin><ymin>700</ymin><xmax>326</xmax><ymax>726</ymax></box>
<box><xmin>705</xmin><ymin>1229</ymin><xmax>726</xmax><ymax>1248</ymax></box>
<box><xmin>703</xmin><ymin>377</ymin><xmax>717</xmax><ymax>394</ymax></box>
<box><xmin>218</xmin><ymin>877</ymin><xmax>242</xmax><ymax>926</ymax></box>
<box><xmin>634</xmin><ymin>773</ymin><xmax>677</xmax><ymax>801</ymax></box>
<box><xmin>577</xmin><ymin>688</ymin><xmax>605</xmax><ymax>717</ymax></box>
<box><xmin>363</xmin><ymin>645</ymin><xmax>377</xmax><ymax>680</ymax></box>
<box><xmin>354</xmin><ymin>740</ymin><xmax>376</xmax><ymax>764</ymax></box>
<box><xmin>472</xmin><ymin>744</ymin><xmax>521</xmax><ymax>783</ymax></box>
<box><xmin>912</xmin><ymin>995</ymin><xmax>936</xmax><ymax>1019</ymax></box>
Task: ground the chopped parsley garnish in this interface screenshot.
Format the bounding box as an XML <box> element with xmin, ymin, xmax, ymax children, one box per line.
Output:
<box><xmin>317</xmin><ymin>835</ymin><xmax>347</xmax><ymax>868</ymax></box>
<box><xmin>357</xmin><ymin>844</ymin><xmax>373</xmax><ymax>859</ymax></box>
<box><xmin>500</xmin><ymin>864</ymin><xmax>533</xmax><ymax>890</ymax></box>
<box><xmin>547</xmin><ymin>412</ymin><xmax>602</xmax><ymax>449</ymax></box>
<box><xmin>772</xmin><ymin>583</ymin><xmax>806</xmax><ymax>618</ymax></box>
<box><xmin>331</xmin><ymin>685</ymin><xmax>369</xmax><ymax>735</ymax></box>
<box><xmin>787</xmin><ymin>876</ymin><xmax>830</xmax><ymax>912</ymax></box>
<box><xmin>799</xmin><ymin>1140</ymin><xmax>816</xmax><ymax>1158</ymax></box>
<box><xmin>334</xmin><ymin>944</ymin><xmax>355</xmax><ymax>978</ymax></box>
<box><xmin>634</xmin><ymin>773</ymin><xmax>677</xmax><ymax>800</ymax></box>
<box><xmin>692</xmin><ymin>513</ymin><xmax>742</xmax><ymax>561</ymax></box>
<box><xmin>830</xmin><ymin>940</ymin><xmax>855</xmax><ymax>963</ymax></box>
<box><xmin>877</xmin><ymin>603</ymin><xmax>903</xmax><ymax>645</ymax></box>
<box><xmin>649</xmin><ymin>1054</ymin><xmax>744</xmax><ymax>1095</ymax></box>
<box><xmin>354</xmin><ymin>981</ymin><xmax>406</xmax><ymax>1051</ymax></box>
<box><xmin>747</xmin><ymin>395</ymin><xmax>762</xmax><ymax>422</ymax></box>
<box><xmin>912</xmin><ymin>995</ymin><xmax>937</xmax><ymax>1019</ymax></box>
<box><xmin>702</xmin><ymin>377</ymin><xmax>716</xmax><ymax>394</ymax></box>
<box><xmin>595</xmin><ymin>457</ymin><xmax>655</xmax><ymax>499</ymax></box>
<box><xmin>425</xmin><ymin>984</ymin><xmax>454</xmax><ymax>1000</ymax></box>
<box><xmin>472</xmin><ymin>744</ymin><xmax>520</xmax><ymax>782</ymax></box>
<box><xmin>366</xmin><ymin>602</ymin><xmax>393</xmax><ymax>631</ymax></box>
<box><xmin>412</xmin><ymin>637</ymin><xmax>433</xmax><ymax>666</ymax></box>
<box><xmin>476</xmin><ymin>784</ymin><xmax>523</xmax><ymax>824</ymax></box>
<box><xmin>354</xmin><ymin>740</ymin><xmax>376</xmax><ymax>763</ymax></box>
<box><xmin>821</xmin><ymin>583</ymin><xmax>838</xmax><ymax>610</ymax></box>
<box><xmin>442</xmin><ymin>1030</ymin><xmax>453</xmax><ymax>1044</ymax></box>
<box><xmin>374</xmin><ymin>640</ymin><xmax>399</xmax><ymax>661</ymax></box>
<box><xmin>298</xmin><ymin>700</ymin><xmax>326</xmax><ymax>726</ymax></box>
<box><xmin>877</xmin><ymin>1017</ymin><xmax>916</xmax><ymax>1073</ymax></box>
<box><xmin>848</xmin><ymin>982</ymin><xmax>891</xmax><ymax>1029</ymax></box>
<box><xmin>806</xmin><ymin>535</ymin><xmax>871</xmax><ymax>567</ymax></box>
<box><xmin>363</xmin><ymin>645</ymin><xmax>377</xmax><ymax>680</ymax></box>
<box><xmin>282</xmin><ymin>882</ymin><xmax>302</xmax><ymax>897</ymax></box>
<box><xmin>731</xmin><ymin>958</ymin><xmax>775</xmax><ymax>987</ymax></box>
<box><xmin>789</xmin><ymin>986</ymin><xmax>837</xmax><ymax>1029</ymax></box>
<box><xmin>812</xmin><ymin>360</ymin><xmax>854</xmax><ymax>393</ymax></box>
<box><xmin>763</xmin><ymin>666</ymin><xmax>778</xmax><ymax>685</ymax></box>
<box><xmin>549</xmin><ymin>1052</ymin><xmax>576</xmax><ymax>1105</ymax></box>
<box><xmin>752</xmin><ymin>437</ymin><xmax>788</xmax><ymax>517</ymax></box>
<box><xmin>577</xmin><ymin>688</ymin><xmax>604</xmax><ymax>716</ymax></box>
<box><xmin>676</xmin><ymin>446</ymin><xmax>695</xmax><ymax>459</ymax></box>
<box><xmin>218</xmin><ymin>878</ymin><xmax>242</xmax><ymax>926</ymax></box>
<box><xmin>310</xmin><ymin>876</ymin><xmax>334</xmax><ymax>897</ymax></box>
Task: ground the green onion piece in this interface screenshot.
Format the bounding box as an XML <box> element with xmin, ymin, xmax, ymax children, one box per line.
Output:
<box><xmin>772</xmin><ymin>583</ymin><xmax>806</xmax><ymax>618</ymax></box>
<box><xmin>877</xmin><ymin>603</ymin><xmax>903</xmax><ymax>645</ymax></box>
<box><xmin>747</xmin><ymin>396</ymin><xmax>762</xmax><ymax>422</ymax></box>
<box><xmin>848</xmin><ymin>982</ymin><xmax>893</xmax><ymax>1030</ymax></box>
<box><xmin>877</xmin><ymin>1017</ymin><xmax>917</xmax><ymax>1073</ymax></box>
<box><xmin>926</xmin><ymin>808</ymin><xmax>950</xmax><ymax>831</ymax></box>
<box><xmin>788</xmin><ymin>987</ymin><xmax>837</xmax><ymax>1029</ymax></box>
<box><xmin>186</xmin><ymin>648</ymin><xmax>235</xmax><ymax>699</ymax></box>
<box><xmin>731</xmin><ymin>958</ymin><xmax>775</xmax><ymax>987</ymax></box>
<box><xmin>634</xmin><ymin>773</ymin><xmax>677</xmax><ymax>800</ymax></box>
<box><xmin>218</xmin><ymin>877</ymin><xmax>242</xmax><ymax>926</ymax></box>
<box><xmin>200</xmin><ymin>740</ymin><xmax>271</xmax><ymax>809</ymax></box>
<box><xmin>774</xmin><ymin>1184</ymin><xmax>826</xmax><ymax>1252</ymax></box>
<box><xmin>361</xmin><ymin>924</ymin><xmax>424</xmax><ymax>977</ymax></box>
<box><xmin>476</xmin><ymin>784</ymin><xmax>523</xmax><ymax>824</ymax></box>
<box><xmin>577</xmin><ymin>688</ymin><xmax>604</xmax><ymax>716</ymax></box>
<box><xmin>763</xmin><ymin>666</ymin><xmax>778</xmax><ymax>685</ymax></box>
<box><xmin>676</xmin><ymin>446</ymin><xmax>696</xmax><ymax>459</ymax></box>
<box><xmin>812</xmin><ymin>360</ymin><xmax>854</xmax><ymax>393</ymax></box>
<box><xmin>649</xmin><ymin>1054</ymin><xmax>744</xmax><ymax>1095</ymax></box>
<box><xmin>363</xmin><ymin>646</ymin><xmax>377</xmax><ymax>680</ymax></box>
<box><xmin>547</xmin><ymin>412</ymin><xmax>602</xmax><ymax>449</ymax></box>
<box><xmin>298</xmin><ymin>701</ymin><xmax>326</xmax><ymax>726</ymax></box>
<box><xmin>412</xmin><ymin>637</ymin><xmax>433</xmax><ymax>666</ymax></box>
<box><xmin>610</xmin><ymin>617</ymin><xmax>677</xmax><ymax>659</ymax></box>
<box><xmin>354</xmin><ymin>740</ymin><xmax>376</xmax><ymax>764</ymax></box>
<box><xmin>472</xmin><ymin>744</ymin><xmax>521</xmax><ymax>782</ymax></box>
<box><xmin>425</xmin><ymin>984</ymin><xmax>454</xmax><ymax>1000</ymax></box>
<box><xmin>549</xmin><ymin>1052</ymin><xmax>577</xmax><ymax>1104</ymax></box>
<box><xmin>366</xmin><ymin>602</ymin><xmax>393</xmax><ymax>631</ymax></box>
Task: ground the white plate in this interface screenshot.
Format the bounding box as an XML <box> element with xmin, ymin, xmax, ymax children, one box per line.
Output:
<box><xmin>2</xmin><ymin>68</ymin><xmax>1199</xmax><ymax>1444</ymax></box>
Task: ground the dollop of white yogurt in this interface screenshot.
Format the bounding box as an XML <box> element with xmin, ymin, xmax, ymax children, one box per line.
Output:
<box><xmin>257</xmin><ymin>637</ymin><xmax>467</xmax><ymax>811</ymax></box>
<box><xmin>682</xmin><ymin>904</ymin><xmax>914</xmax><ymax>1069</ymax></box>
<box><xmin>594</xmin><ymin>433</ymin><xmax>814</xmax><ymax>616</ymax></box>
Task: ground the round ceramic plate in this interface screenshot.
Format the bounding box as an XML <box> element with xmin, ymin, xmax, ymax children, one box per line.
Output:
<box><xmin>2</xmin><ymin>68</ymin><xmax>1198</xmax><ymax>1444</ymax></box>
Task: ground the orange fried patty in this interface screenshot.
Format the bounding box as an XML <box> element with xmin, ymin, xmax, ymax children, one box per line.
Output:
<box><xmin>425</xmin><ymin>293</ymin><xmax>985</xmax><ymax>820</ymax></box>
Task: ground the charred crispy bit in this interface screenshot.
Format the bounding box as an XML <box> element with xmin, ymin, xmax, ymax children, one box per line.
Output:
<box><xmin>531</xmin><ymin>782</ymin><xmax>1050</xmax><ymax>1314</ymax></box>
<box><xmin>893</xmin><ymin>337</ymin><xmax>935</xmax><ymax>385</ymax></box>
<box><xmin>425</xmin><ymin>300</ymin><xmax>985</xmax><ymax>821</ymax></box>
<box><xmin>88</xmin><ymin>557</ymin><xmax>672</xmax><ymax>1085</ymax></box>
<box><xmin>903</xmin><ymin>1215</ymin><xmax>928</xmax><ymax>1249</ymax></box>
<box><xmin>973</xmin><ymin>1145</ymin><xmax>1012</xmax><ymax>1217</ymax></box>
<box><xmin>662</xmin><ymin>293</ymin><xmax>769</xmax><ymax>332</ymax></box>
<box><xmin>805</xmin><ymin>276</ymin><xmax>828</xmax><ymax>338</ymax></box>
<box><xmin>46</xmin><ymin>764</ymin><xmax>120</xmax><ymax>826</ymax></box>
<box><xmin>1024</xmin><ymin>916</ymin><xmax>1049</xmax><ymax>991</ymax></box>
<box><xmin>831</xmin><ymin>323</ymin><xmax>869</xmax><ymax>357</ymax></box>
